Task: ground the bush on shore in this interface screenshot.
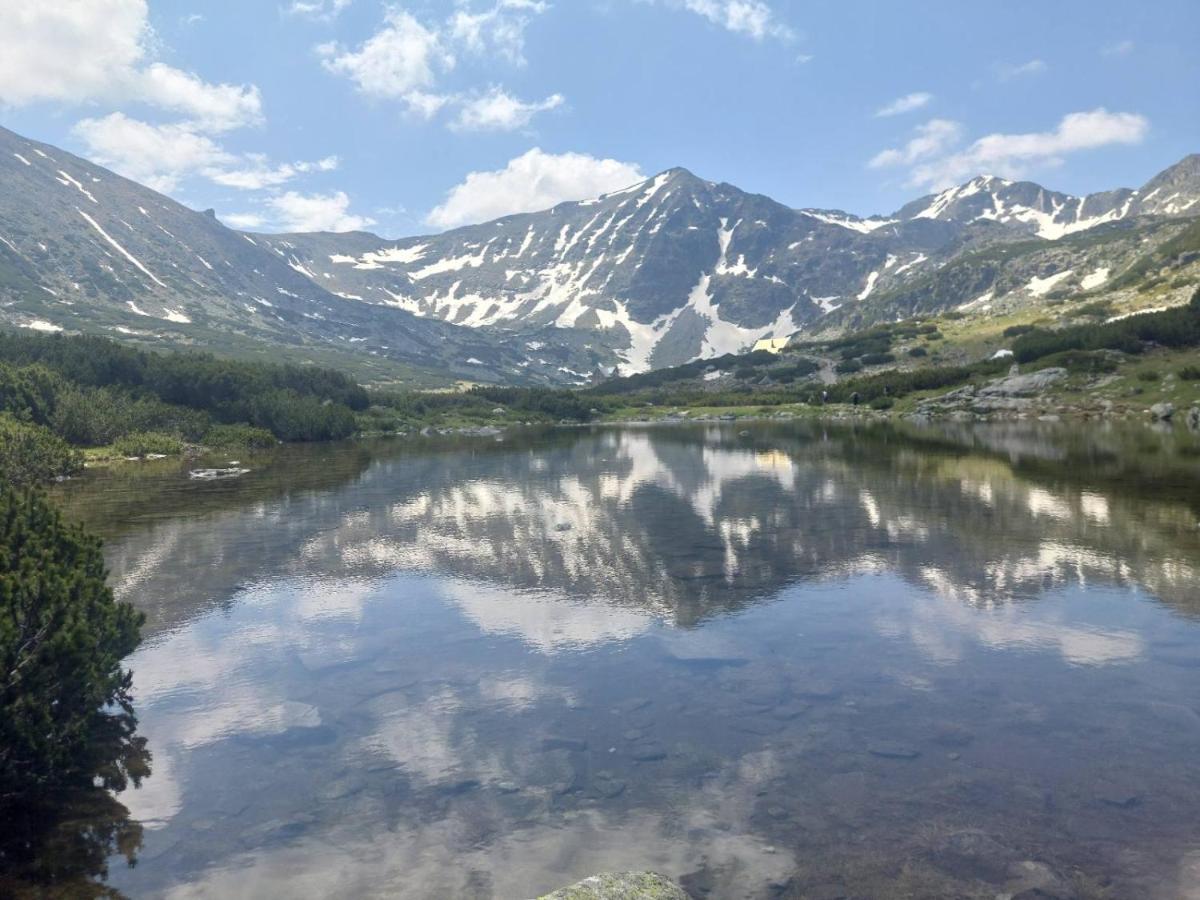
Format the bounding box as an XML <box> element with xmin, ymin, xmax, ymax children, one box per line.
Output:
<box><xmin>0</xmin><ymin>416</ymin><xmax>83</xmax><ymax>486</ymax></box>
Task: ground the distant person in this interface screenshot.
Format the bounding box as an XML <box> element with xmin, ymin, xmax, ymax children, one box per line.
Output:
<box><xmin>851</xmin><ymin>392</ymin><xmax>860</xmax><ymax>407</ymax></box>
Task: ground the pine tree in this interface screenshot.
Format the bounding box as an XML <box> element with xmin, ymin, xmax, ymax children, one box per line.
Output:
<box><xmin>0</xmin><ymin>487</ymin><xmax>145</xmax><ymax>794</ymax></box>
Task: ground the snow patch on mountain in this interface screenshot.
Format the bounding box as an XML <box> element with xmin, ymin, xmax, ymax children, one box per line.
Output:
<box><xmin>857</xmin><ymin>270</ymin><xmax>880</xmax><ymax>300</ymax></box>
<box><xmin>803</xmin><ymin>211</ymin><xmax>896</xmax><ymax>234</ymax></box>
<box><xmin>78</xmin><ymin>209</ymin><xmax>167</xmax><ymax>288</ymax></box>
<box><xmin>1026</xmin><ymin>270</ymin><xmax>1073</xmax><ymax>296</ymax></box>
<box><xmin>1081</xmin><ymin>267</ymin><xmax>1110</xmax><ymax>290</ymax></box>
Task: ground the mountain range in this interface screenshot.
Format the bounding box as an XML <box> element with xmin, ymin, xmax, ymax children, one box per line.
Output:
<box><xmin>2</xmin><ymin>123</ymin><xmax>1198</xmax><ymax>384</ymax></box>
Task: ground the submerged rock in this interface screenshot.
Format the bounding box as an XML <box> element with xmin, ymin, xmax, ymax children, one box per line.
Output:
<box><xmin>537</xmin><ymin>872</ymin><xmax>687</xmax><ymax>899</ymax></box>
<box><xmin>868</xmin><ymin>742</ymin><xmax>921</xmax><ymax>760</ymax></box>
<box><xmin>189</xmin><ymin>467</ymin><xmax>250</xmax><ymax>480</ymax></box>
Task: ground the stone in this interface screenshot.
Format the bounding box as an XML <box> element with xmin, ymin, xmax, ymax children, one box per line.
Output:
<box><xmin>1097</xmin><ymin>789</ymin><xmax>1140</xmax><ymax>808</ymax></box>
<box><xmin>1150</xmin><ymin>402</ymin><xmax>1175</xmax><ymax>421</ymax></box>
<box><xmin>868</xmin><ymin>742</ymin><xmax>920</xmax><ymax>760</ymax></box>
<box><xmin>589</xmin><ymin>772</ymin><xmax>627</xmax><ymax>799</ymax></box>
<box><xmin>977</xmin><ymin>367</ymin><xmax>1067</xmax><ymax>398</ymax></box>
<box><xmin>931</xmin><ymin>724</ymin><xmax>975</xmax><ymax>747</ymax></box>
<box><xmin>930</xmin><ymin>829</ymin><xmax>1018</xmax><ymax>882</ymax></box>
<box><xmin>1187</xmin><ymin>406</ymin><xmax>1200</xmax><ymax>431</ymax></box>
<box><xmin>629</xmin><ymin>741</ymin><xmax>667</xmax><ymax>762</ymax></box>
<box><xmin>1005</xmin><ymin>860</ymin><xmax>1078</xmax><ymax>899</ymax></box>
<box><xmin>537</xmin><ymin>872</ymin><xmax>688</xmax><ymax>899</ymax></box>
<box><xmin>542</xmin><ymin>737</ymin><xmax>589</xmax><ymax>753</ymax></box>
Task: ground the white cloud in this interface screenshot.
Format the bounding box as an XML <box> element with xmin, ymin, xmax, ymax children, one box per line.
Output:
<box><xmin>317</xmin><ymin>2</ymin><xmax>561</xmax><ymax>128</ymax></box>
<box><xmin>997</xmin><ymin>58</ymin><xmax>1047</xmax><ymax>80</ymax></box>
<box><xmin>872</xmin><ymin>109</ymin><xmax>1149</xmax><ymax>191</ymax></box>
<box><xmin>868</xmin><ymin>119</ymin><xmax>962</xmax><ymax>169</ymax></box>
<box><xmin>208</xmin><ymin>155</ymin><xmax>339</xmax><ymax>190</ymax></box>
<box><xmin>72</xmin><ymin>113</ymin><xmax>233</xmax><ymax>192</ymax></box>
<box><xmin>1101</xmin><ymin>39</ymin><xmax>1134</xmax><ymax>57</ymax></box>
<box><xmin>0</xmin><ymin>0</ymin><xmax>261</xmax><ymax>130</ymax></box>
<box><xmin>0</xmin><ymin>0</ymin><xmax>146</xmax><ymax>106</ymax></box>
<box><xmin>73</xmin><ymin>113</ymin><xmax>337</xmax><ymax>194</ymax></box>
<box><xmin>448</xmin><ymin>0</ymin><xmax>549</xmax><ymax>65</ymax></box>
<box><xmin>221</xmin><ymin>212</ymin><xmax>267</xmax><ymax>230</ymax></box>
<box><xmin>264</xmin><ymin>191</ymin><xmax>376</xmax><ymax>232</ymax></box>
<box><xmin>286</xmin><ymin>0</ymin><xmax>353</xmax><ymax>20</ymax></box>
<box><xmin>427</xmin><ymin>148</ymin><xmax>644</xmax><ymax>229</ymax></box>
<box><xmin>317</xmin><ymin>9</ymin><xmax>451</xmax><ymax>107</ymax></box>
<box><xmin>646</xmin><ymin>0</ymin><xmax>794</xmax><ymax>41</ymax></box>
<box><xmin>875</xmin><ymin>91</ymin><xmax>932</xmax><ymax>118</ymax></box>
<box><xmin>451</xmin><ymin>88</ymin><xmax>564</xmax><ymax>132</ymax></box>
<box><xmin>136</xmin><ymin>62</ymin><xmax>262</xmax><ymax>132</ymax></box>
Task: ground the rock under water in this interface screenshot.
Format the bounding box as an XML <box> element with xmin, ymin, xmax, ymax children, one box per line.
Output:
<box><xmin>537</xmin><ymin>872</ymin><xmax>688</xmax><ymax>899</ymax></box>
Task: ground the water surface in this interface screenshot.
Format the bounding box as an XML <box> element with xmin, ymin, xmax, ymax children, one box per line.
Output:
<box><xmin>45</xmin><ymin>422</ymin><xmax>1200</xmax><ymax>898</ymax></box>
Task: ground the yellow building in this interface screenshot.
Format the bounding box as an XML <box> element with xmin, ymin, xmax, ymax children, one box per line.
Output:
<box><xmin>751</xmin><ymin>336</ymin><xmax>790</xmax><ymax>354</ymax></box>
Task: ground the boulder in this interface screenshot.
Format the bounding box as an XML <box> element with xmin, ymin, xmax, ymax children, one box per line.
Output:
<box><xmin>1187</xmin><ymin>406</ymin><xmax>1200</xmax><ymax>431</ymax></box>
<box><xmin>1150</xmin><ymin>402</ymin><xmax>1175</xmax><ymax>421</ymax></box>
<box><xmin>537</xmin><ymin>873</ymin><xmax>688</xmax><ymax>899</ymax></box>
<box><xmin>977</xmin><ymin>368</ymin><xmax>1067</xmax><ymax>398</ymax></box>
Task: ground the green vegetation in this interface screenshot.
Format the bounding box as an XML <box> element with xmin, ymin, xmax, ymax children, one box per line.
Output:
<box><xmin>203</xmin><ymin>423</ymin><xmax>278</xmax><ymax>449</ymax></box>
<box><xmin>1107</xmin><ymin>217</ymin><xmax>1200</xmax><ymax>291</ymax></box>
<box><xmin>1011</xmin><ymin>288</ymin><xmax>1200</xmax><ymax>363</ymax></box>
<box><xmin>367</xmin><ymin>384</ymin><xmax>598</xmax><ymax>429</ymax></box>
<box><xmin>111</xmin><ymin>431</ymin><xmax>184</xmax><ymax>458</ymax></box>
<box><xmin>0</xmin><ymin>488</ymin><xmax>146</xmax><ymax>795</ymax></box>
<box><xmin>0</xmin><ymin>329</ymin><xmax>368</xmax><ymax>455</ymax></box>
<box><xmin>0</xmin><ymin>416</ymin><xmax>83</xmax><ymax>485</ymax></box>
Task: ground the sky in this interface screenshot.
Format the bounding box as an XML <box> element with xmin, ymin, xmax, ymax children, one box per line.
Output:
<box><xmin>2</xmin><ymin>0</ymin><xmax>1197</xmax><ymax>237</ymax></box>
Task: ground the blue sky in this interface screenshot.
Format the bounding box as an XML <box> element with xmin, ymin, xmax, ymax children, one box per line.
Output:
<box><xmin>3</xmin><ymin>0</ymin><xmax>1197</xmax><ymax>236</ymax></box>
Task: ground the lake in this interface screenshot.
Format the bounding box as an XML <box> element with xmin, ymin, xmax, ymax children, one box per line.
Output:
<box><xmin>38</xmin><ymin>421</ymin><xmax>1200</xmax><ymax>898</ymax></box>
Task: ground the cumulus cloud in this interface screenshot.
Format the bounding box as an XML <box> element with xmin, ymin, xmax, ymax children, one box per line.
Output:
<box><xmin>317</xmin><ymin>9</ymin><xmax>451</xmax><ymax>106</ymax></box>
<box><xmin>875</xmin><ymin>91</ymin><xmax>932</xmax><ymax>118</ymax></box>
<box><xmin>72</xmin><ymin>113</ymin><xmax>232</xmax><ymax>192</ymax></box>
<box><xmin>0</xmin><ymin>2</ymin><xmax>334</xmax><ymax>198</ymax></box>
<box><xmin>451</xmin><ymin>88</ymin><xmax>564</xmax><ymax>132</ymax></box>
<box><xmin>317</xmin><ymin>2</ymin><xmax>562</xmax><ymax>130</ymax></box>
<box><xmin>448</xmin><ymin>0</ymin><xmax>549</xmax><ymax>65</ymax></box>
<box><xmin>208</xmin><ymin>155</ymin><xmax>339</xmax><ymax>191</ymax></box>
<box><xmin>0</xmin><ymin>0</ymin><xmax>261</xmax><ymax>130</ymax></box>
<box><xmin>263</xmin><ymin>191</ymin><xmax>376</xmax><ymax>232</ymax></box>
<box><xmin>73</xmin><ymin>113</ymin><xmax>338</xmax><ymax>194</ymax></box>
<box><xmin>868</xmin><ymin>119</ymin><xmax>963</xmax><ymax>169</ymax></box>
<box><xmin>427</xmin><ymin>148</ymin><xmax>644</xmax><ymax>229</ymax></box>
<box><xmin>644</xmin><ymin>0</ymin><xmax>794</xmax><ymax>41</ymax></box>
<box><xmin>871</xmin><ymin>109</ymin><xmax>1149</xmax><ymax>191</ymax></box>
<box><xmin>221</xmin><ymin>212</ymin><xmax>267</xmax><ymax>230</ymax></box>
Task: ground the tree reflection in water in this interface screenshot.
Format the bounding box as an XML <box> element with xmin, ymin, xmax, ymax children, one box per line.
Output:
<box><xmin>0</xmin><ymin>710</ymin><xmax>150</xmax><ymax>898</ymax></box>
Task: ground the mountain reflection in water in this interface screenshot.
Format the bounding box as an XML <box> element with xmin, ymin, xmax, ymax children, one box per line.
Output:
<box><xmin>41</xmin><ymin>421</ymin><xmax>1200</xmax><ymax>899</ymax></box>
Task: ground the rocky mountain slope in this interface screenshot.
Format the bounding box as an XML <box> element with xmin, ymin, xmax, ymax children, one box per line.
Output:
<box><xmin>0</xmin><ymin>126</ymin><xmax>594</xmax><ymax>384</ymax></box>
<box><xmin>2</xmin><ymin>122</ymin><xmax>1197</xmax><ymax>383</ymax></box>
<box><xmin>263</xmin><ymin>156</ymin><xmax>1200</xmax><ymax>375</ymax></box>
